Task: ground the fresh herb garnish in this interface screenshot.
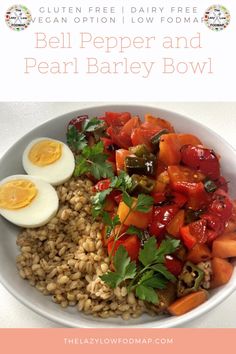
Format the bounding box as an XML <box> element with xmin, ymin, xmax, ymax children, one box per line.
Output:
<box><xmin>67</xmin><ymin>117</ymin><xmax>104</xmax><ymax>153</ymax></box>
<box><xmin>67</xmin><ymin>125</ymin><xmax>87</xmax><ymax>152</ymax></box>
<box><xmin>91</xmin><ymin>171</ymin><xmax>133</xmax><ymax>218</ymax></box>
<box><xmin>101</xmin><ymin>237</ymin><xmax>180</xmax><ymax>304</ymax></box>
<box><xmin>74</xmin><ymin>141</ymin><xmax>114</xmax><ymax>180</ymax></box>
<box><xmin>100</xmin><ymin>245</ymin><xmax>136</xmax><ymax>289</ymax></box>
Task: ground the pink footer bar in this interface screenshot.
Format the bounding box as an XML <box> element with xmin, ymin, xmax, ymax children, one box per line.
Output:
<box><xmin>1</xmin><ymin>328</ymin><xmax>235</xmax><ymax>354</ymax></box>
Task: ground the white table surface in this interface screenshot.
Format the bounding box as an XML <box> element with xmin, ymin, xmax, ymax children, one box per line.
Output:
<box><xmin>0</xmin><ymin>102</ymin><xmax>236</xmax><ymax>328</ymax></box>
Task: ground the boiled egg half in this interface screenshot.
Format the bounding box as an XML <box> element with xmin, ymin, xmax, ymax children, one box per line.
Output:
<box><xmin>0</xmin><ymin>175</ymin><xmax>59</xmax><ymax>228</ymax></box>
<box><xmin>22</xmin><ymin>138</ymin><xmax>75</xmax><ymax>186</ymax></box>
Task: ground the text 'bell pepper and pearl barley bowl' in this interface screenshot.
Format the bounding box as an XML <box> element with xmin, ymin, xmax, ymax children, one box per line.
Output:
<box><xmin>0</xmin><ymin>105</ymin><xmax>236</xmax><ymax>328</ymax></box>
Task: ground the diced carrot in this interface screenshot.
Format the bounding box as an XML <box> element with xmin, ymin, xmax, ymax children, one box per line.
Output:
<box><xmin>117</xmin><ymin>200</ymin><xmax>152</xmax><ymax>229</ymax></box>
<box><xmin>212</xmin><ymin>232</ymin><xmax>236</xmax><ymax>258</ymax></box>
<box><xmin>210</xmin><ymin>257</ymin><xmax>233</xmax><ymax>289</ymax></box>
<box><xmin>178</xmin><ymin>134</ymin><xmax>202</xmax><ymax>147</ymax></box>
<box><xmin>168</xmin><ymin>290</ymin><xmax>208</xmax><ymax>316</ymax></box>
<box><xmin>225</xmin><ymin>200</ymin><xmax>236</xmax><ymax>233</ymax></box>
<box><xmin>187</xmin><ymin>243</ymin><xmax>212</xmax><ymax>264</ymax></box>
<box><xmin>166</xmin><ymin>210</ymin><xmax>185</xmax><ymax>237</ymax></box>
<box><xmin>159</xmin><ymin>134</ymin><xmax>181</xmax><ymax>166</ymax></box>
<box><xmin>144</xmin><ymin>114</ymin><xmax>175</xmax><ymax>132</ymax></box>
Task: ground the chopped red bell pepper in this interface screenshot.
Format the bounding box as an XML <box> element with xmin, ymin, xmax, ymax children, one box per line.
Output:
<box><xmin>107</xmin><ymin>234</ymin><xmax>141</xmax><ymax>262</ymax></box>
<box><xmin>100</xmin><ymin>137</ymin><xmax>117</xmax><ymax>162</ymax></box>
<box><xmin>180</xmin><ymin>226</ymin><xmax>197</xmax><ymax>250</ymax></box>
<box><xmin>180</xmin><ymin>219</ymin><xmax>208</xmax><ymax>249</ymax></box>
<box><xmin>149</xmin><ymin>205</ymin><xmax>179</xmax><ymax>238</ymax></box>
<box><xmin>151</xmin><ymin>192</ymin><xmax>166</xmax><ymax>204</ymax></box>
<box><xmin>94</xmin><ymin>179</ymin><xmax>111</xmax><ymax>192</ymax></box>
<box><xmin>103</xmin><ymin>112</ymin><xmax>131</xmax><ymax>126</ymax></box>
<box><xmin>171</xmin><ymin>192</ymin><xmax>188</xmax><ymax>208</ymax></box>
<box><xmin>165</xmin><ymin>255</ymin><xmax>183</xmax><ymax>276</ymax></box>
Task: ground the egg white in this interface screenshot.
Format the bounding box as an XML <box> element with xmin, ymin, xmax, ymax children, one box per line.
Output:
<box><xmin>0</xmin><ymin>175</ymin><xmax>59</xmax><ymax>228</ymax></box>
<box><xmin>22</xmin><ymin>138</ymin><xmax>75</xmax><ymax>186</ymax></box>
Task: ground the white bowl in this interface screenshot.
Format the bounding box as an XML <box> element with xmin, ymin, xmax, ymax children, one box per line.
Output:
<box><xmin>0</xmin><ymin>104</ymin><xmax>236</xmax><ymax>328</ymax></box>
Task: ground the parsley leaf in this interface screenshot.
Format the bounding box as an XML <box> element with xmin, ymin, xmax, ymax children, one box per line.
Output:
<box><xmin>74</xmin><ymin>142</ymin><xmax>114</xmax><ymax>180</ymax></box>
<box><xmin>139</xmin><ymin>237</ymin><xmax>159</xmax><ymax>266</ymax></box>
<box><xmin>122</xmin><ymin>191</ymin><xmax>133</xmax><ymax>208</ymax></box>
<box><xmin>110</xmin><ymin>172</ymin><xmax>133</xmax><ymax>192</ymax></box>
<box><xmin>126</xmin><ymin>225</ymin><xmax>144</xmax><ymax>239</ymax></box>
<box><xmin>91</xmin><ymin>189</ymin><xmax>113</xmax><ymax>218</ymax></box>
<box><xmin>102</xmin><ymin>213</ymin><xmax>121</xmax><ymax>238</ymax></box>
<box><xmin>74</xmin><ymin>156</ymin><xmax>90</xmax><ymax>176</ymax></box>
<box><xmin>155</xmin><ymin>238</ymin><xmax>180</xmax><ymax>263</ymax></box>
<box><xmin>67</xmin><ymin>126</ymin><xmax>87</xmax><ymax>152</ymax></box>
<box><xmin>151</xmin><ymin>264</ymin><xmax>176</xmax><ymax>282</ymax></box>
<box><xmin>82</xmin><ymin>117</ymin><xmax>104</xmax><ymax>132</ymax></box>
<box><xmin>135</xmin><ymin>285</ymin><xmax>158</xmax><ymax>304</ymax></box>
<box><xmin>101</xmin><ymin>236</ymin><xmax>180</xmax><ymax>304</ymax></box>
<box><xmin>134</xmin><ymin>194</ymin><xmax>154</xmax><ymax>212</ymax></box>
<box><xmin>100</xmin><ymin>246</ymin><xmax>136</xmax><ymax>288</ymax></box>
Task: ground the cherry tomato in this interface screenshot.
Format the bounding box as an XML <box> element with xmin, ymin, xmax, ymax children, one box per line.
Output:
<box><xmin>208</xmin><ymin>189</ymin><xmax>233</xmax><ymax>223</ymax></box>
<box><xmin>181</xmin><ymin>145</ymin><xmax>220</xmax><ymax>180</ymax></box>
<box><xmin>180</xmin><ymin>219</ymin><xmax>208</xmax><ymax>249</ymax></box>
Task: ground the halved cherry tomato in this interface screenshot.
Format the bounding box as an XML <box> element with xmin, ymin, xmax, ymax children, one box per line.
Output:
<box><xmin>107</xmin><ymin>234</ymin><xmax>141</xmax><ymax>262</ymax></box>
<box><xmin>165</xmin><ymin>255</ymin><xmax>183</xmax><ymax>276</ymax></box>
<box><xmin>181</xmin><ymin>145</ymin><xmax>220</xmax><ymax>180</ymax></box>
<box><xmin>180</xmin><ymin>219</ymin><xmax>208</xmax><ymax>249</ymax></box>
<box><xmin>149</xmin><ymin>205</ymin><xmax>179</xmax><ymax>238</ymax></box>
<box><xmin>159</xmin><ymin>134</ymin><xmax>181</xmax><ymax>166</ymax></box>
<box><xmin>168</xmin><ymin>166</ymin><xmax>209</xmax><ymax>210</ymax></box>
<box><xmin>200</xmin><ymin>212</ymin><xmax>225</xmax><ymax>236</ymax></box>
<box><xmin>208</xmin><ymin>189</ymin><xmax>233</xmax><ymax>223</ymax></box>
<box><xmin>187</xmin><ymin>182</ymin><xmax>211</xmax><ymax>210</ymax></box>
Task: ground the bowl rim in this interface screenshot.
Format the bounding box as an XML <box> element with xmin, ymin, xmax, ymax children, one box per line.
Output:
<box><xmin>0</xmin><ymin>103</ymin><xmax>236</xmax><ymax>328</ymax></box>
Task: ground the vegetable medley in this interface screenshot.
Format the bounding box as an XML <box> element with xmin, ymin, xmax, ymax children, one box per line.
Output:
<box><xmin>67</xmin><ymin>111</ymin><xmax>236</xmax><ymax>316</ymax></box>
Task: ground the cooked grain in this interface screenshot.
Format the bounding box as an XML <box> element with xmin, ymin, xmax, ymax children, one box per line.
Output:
<box><xmin>16</xmin><ymin>177</ymin><xmax>150</xmax><ymax>320</ymax></box>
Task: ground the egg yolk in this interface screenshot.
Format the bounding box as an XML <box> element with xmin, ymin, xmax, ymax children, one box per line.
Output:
<box><xmin>0</xmin><ymin>179</ymin><xmax>38</xmax><ymax>210</ymax></box>
<box><xmin>28</xmin><ymin>140</ymin><xmax>62</xmax><ymax>166</ymax></box>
